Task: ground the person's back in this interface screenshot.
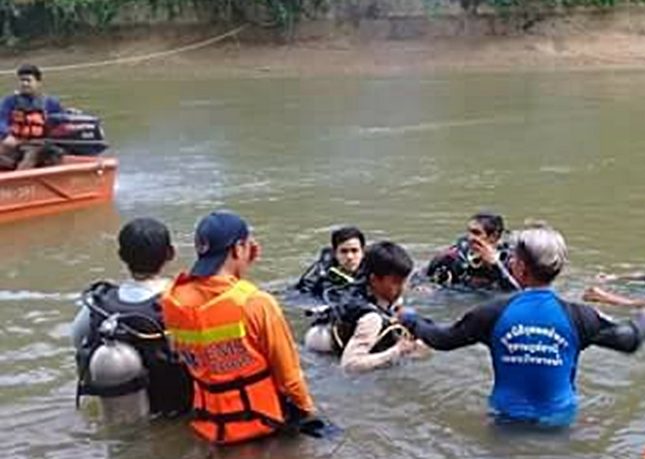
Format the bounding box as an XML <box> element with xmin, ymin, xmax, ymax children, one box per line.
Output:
<box><xmin>488</xmin><ymin>290</ymin><xmax>579</xmax><ymax>424</ymax></box>
<box><xmin>161</xmin><ymin>211</ymin><xmax>315</xmax><ymax>445</ymax></box>
<box><xmin>73</xmin><ymin>218</ymin><xmax>192</xmax><ymax>420</ymax></box>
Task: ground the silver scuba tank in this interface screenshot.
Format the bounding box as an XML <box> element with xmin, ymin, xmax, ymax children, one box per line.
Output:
<box><xmin>304</xmin><ymin>324</ymin><xmax>334</xmax><ymax>353</ymax></box>
<box><xmin>89</xmin><ymin>317</ymin><xmax>150</xmax><ymax>424</ymax></box>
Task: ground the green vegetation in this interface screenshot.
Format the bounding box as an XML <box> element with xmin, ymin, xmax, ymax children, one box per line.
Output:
<box><xmin>0</xmin><ymin>0</ymin><xmax>633</xmax><ymax>44</ymax></box>
<box><xmin>0</xmin><ymin>0</ymin><xmax>325</xmax><ymax>44</ymax></box>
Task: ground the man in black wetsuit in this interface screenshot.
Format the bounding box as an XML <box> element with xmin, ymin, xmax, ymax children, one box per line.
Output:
<box><xmin>423</xmin><ymin>212</ymin><xmax>516</xmax><ymax>291</ymax></box>
<box><xmin>296</xmin><ymin>226</ymin><xmax>366</xmax><ymax>300</ymax></box>
<box><xmin>401</xmin><ymin>224</ymin><xmax>645</xmax><ymax>427</ymax></box>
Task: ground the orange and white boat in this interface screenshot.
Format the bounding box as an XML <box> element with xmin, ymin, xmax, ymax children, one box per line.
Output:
<box><xmin>0</xmin><ymin>155</ymin><xmax>117</xmax><ymax>223</ymax></box>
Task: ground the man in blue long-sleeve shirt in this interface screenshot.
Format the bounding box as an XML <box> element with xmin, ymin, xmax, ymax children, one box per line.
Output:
<box><xmin>0</xmin><ymin>64</ymin><xmax>63</xmax><ymax>170</ymax></box>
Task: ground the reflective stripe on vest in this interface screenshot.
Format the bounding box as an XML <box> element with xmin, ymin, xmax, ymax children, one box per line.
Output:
<box><xmin>162</xmin><ymin>278</ymin><xmax>284</xmax><ymax>445</ymax></box>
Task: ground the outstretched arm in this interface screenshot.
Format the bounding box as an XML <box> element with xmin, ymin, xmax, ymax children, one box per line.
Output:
<box><xmin>399</xmin><ymin>299</ymin><xmax>506</xmax><ymax>350</ymax></box>
<box><xmin>582</xmin><ymin>286</ymin><xmax>645</xmax><ymax>308</ymax></box>
<box><xmin>566</xmin><ymin>301</ymin><xmax>645</xmax><ymax>353</ymax></box>
<box><xmin>595</xmin><ymin>271</ymin><xmax>645</xmax><ymax>283</ymax></box>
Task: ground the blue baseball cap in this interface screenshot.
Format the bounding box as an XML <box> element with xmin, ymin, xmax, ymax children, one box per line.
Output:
<box><xmin>190</xmin><ymin>211</ymin><xmax>250</xmax><ymax>277</ymax></box>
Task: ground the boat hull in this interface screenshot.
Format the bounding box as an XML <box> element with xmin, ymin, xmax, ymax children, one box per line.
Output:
<box><xmin>0</xmin><ymin>155</ymin><xmax>117</xmax><ymax>223</ymax></box>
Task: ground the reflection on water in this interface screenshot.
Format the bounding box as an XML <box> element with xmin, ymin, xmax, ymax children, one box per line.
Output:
<box><xmin>2</xmin><ymin>71</ymin><xmax>645</xmax><ymax>458</ymax></box>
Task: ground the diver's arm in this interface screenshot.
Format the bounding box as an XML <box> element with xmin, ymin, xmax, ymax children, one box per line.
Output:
<box><xmin>425</xmin><ymin>247</ymin><xmax>460</xmax><ymax>284</ymax></box>
<box><xmin>400</xmin><ymin>300</ymin><xmax>506</xmax><ymax>351</ymax></box>
<box><xmin>340</xmin><ymin>312</ymin><xmax>406</xmax><ymax>373</ymax></box>
<box><xmin>296</xmin><ymin>260</ymin><xmax>324</xmax><ymax>294</ymax></box>
<box><xmin>583</xmin><ymin>287</ymin><xmax>645</xmax><ymax>308</ymax></box>
<box><xmin>597</xmin><ymin>271</ymin><xmax>645</xmax><ymax>283</ymax></box>
<box><xmin>565</xmin><ymin>301</ymin><xmax>645</xmax><ymax>353</ymax></box>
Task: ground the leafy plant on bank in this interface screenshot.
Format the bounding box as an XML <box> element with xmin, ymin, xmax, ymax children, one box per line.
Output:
<box><xmin>0</xmin><ymin>0</ymin><xmax>326</xmax><ymax>43</ymax></box>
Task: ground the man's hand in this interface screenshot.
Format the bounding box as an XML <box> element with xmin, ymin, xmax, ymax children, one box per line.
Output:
<box><xmin>395</xmin><ymin>336</ymin><xmax>417</xmax><ymax>356</ymax></box>
<box><xmin>583</xmin><ymin>286</ymin><xmax>611</xmax><ymax>303</ymax></box>
<box><xmin>469</xmin><ymin>236</ymin><xmax>499</xmax><ymax>266</ymax></box>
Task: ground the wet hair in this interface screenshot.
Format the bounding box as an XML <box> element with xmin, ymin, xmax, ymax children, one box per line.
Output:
<box><xmin>364</xmin><ymin>241</ymin><xmax>413</xmax><ymax>278</ymax></box>
<box><xmin>17</xmin><ymin>64</ymin><xmax>42</xmax><ymax>81</ymax></box>
<box><xmin>331</xmin><ymin>226</ymin><xmax>365</xmax><ymax>250</ymax></box>
<box><xmin>471</xmin><ymin>212</ymin><xmax>505</xmax><ymax>239</ymax></box>
<box><xmin>512</xmin><ymin>223</ymin><xmax>567</xmax><ymax>284</ymax></box>
<box><xmin>118</xmin><ymin>218</ymin><xmax>172</xmax><ymax>276</ymax></box>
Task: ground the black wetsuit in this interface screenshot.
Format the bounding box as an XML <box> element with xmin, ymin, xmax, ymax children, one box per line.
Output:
<box><xmin>296</xmin><ymin>247</ymin><xmax>366</xmax><ymax>301</ymax></box>
<box><xmin>401</xmin><ymin>288</ymin><xmax>645</xmax><ymax>425</ymax></box>
<box><xmin>425</xmin><ymin>237</ymin><xmax>515</xmax><ymax>291</ymax></box>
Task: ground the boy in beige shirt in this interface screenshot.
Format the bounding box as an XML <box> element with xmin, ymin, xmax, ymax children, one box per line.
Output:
<box><xmin>305</xmin><ymin>241</ymin><xmax>427</xmax><ymax>372</ymax></box>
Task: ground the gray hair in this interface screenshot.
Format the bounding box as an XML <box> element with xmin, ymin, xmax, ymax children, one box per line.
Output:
<box><xmin>511</xmin><ymin>224</ymin><xmax>568</xmax><ymax>283</ymax></box>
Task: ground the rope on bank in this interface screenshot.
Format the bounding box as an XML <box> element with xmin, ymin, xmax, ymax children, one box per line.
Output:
<box><xmin>0</xmin><ymin>24</ymin><xmax>248</xmax><ymax>76</ymax></box>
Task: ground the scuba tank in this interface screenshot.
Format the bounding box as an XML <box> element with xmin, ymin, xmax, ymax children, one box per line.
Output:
<box><xmin>304</xmin><ymin>305</ymin><xmax>334</xmax><ymax>353</ymax></box>
<box><xmin>85</xmin><ymin>315</ymin><xmax>150</xmax><ymax>424</ymax></box>
<box><xmin>304</xmin><ymin>325</ymin><xmax>334</xmax><ymax>353</ymax></box>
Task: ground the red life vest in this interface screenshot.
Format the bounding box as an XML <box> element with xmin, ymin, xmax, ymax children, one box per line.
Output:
<box><xmin>9</xmin><ymin>95</ymin><xmax>46</xmax><ymax>140</ymax></box>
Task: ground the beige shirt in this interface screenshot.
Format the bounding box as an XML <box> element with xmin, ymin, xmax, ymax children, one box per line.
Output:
<box><xmin>340</xmin><ymin>311</ymin><xmax>403</xmax><ymax>373</ymax></box>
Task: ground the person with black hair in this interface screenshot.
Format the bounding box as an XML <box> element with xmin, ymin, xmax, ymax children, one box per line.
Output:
<box><xmin>423</xmin><ymin>212</ymin><xmax>516</xmax><ymax>291</ymax></box>
<box><xmin>0</xmin><ymin>64</ymin><xmax>64</xmax><ymax>170</ymax></box>
<box><xmin>295</xmin><ymin>226</ymin><xmax>366</xmax><ymax>300</ymax></box>
<box><xmin>304</xmin><ymin>241</ymin><xmax>427</xmax><ymax>372</ymax></box>
<box><xmin>71</xmin><ymin>218</ymin><xmax>192</xmax><ymax>419</ymax></box>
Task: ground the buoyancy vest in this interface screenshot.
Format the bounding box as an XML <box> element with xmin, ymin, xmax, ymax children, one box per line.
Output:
<box><xmin>9</xmin><ymin>94</ymin><xmax>46</xmax><ymax>139</ymax></box>
<box><xmin>489</xmin><ymin>289</ymin><xmax>580</xmax><ymax>426</ymax></box>
<box><xmin>76</xmin><ymin>281</ymin><xmax>192</xmax><ymax>417</ymax></box>
<box><xmin>428</xmin><ymin>237</ymin><xmax>513</xmax><ymax>291</ymax></box>
<box><xmin>162</xmin><ymin>278</ymin><xmax>284</xmax><ymax>445</ymax></box>
<box><xmin>325</xmin><ymin>286</ymin><xmax>400</xmax><ymax>355</ymax></box>
<box><xmin>296</xmin><ymin>247</ymin><xmax>366</xmax><ymax>300</ymax></box>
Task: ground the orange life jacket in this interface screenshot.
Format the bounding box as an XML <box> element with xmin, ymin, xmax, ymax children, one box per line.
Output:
<box><xmin>162</xmin><ymin>277</ymin><xmax>284</xmax><ymax>445</ymax></box>
<box><xmin>9</xmin><ymin>95</ymin><xmax>46</xmax><ymax>140</ymax></box>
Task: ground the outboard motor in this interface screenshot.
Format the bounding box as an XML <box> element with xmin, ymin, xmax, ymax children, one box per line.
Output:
<box><xmin>85</xmin><ymin>316</ymin><xmax>150</xmax><ymax>424</ymax></box>
<box><xmin>45</xmin><ymin>110</ymin><xmax>108</xmax><ymax>156</ymax></box>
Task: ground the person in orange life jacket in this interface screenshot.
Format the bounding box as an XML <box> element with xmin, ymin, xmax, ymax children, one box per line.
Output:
<box><xmin>71</xmin><ymin>218</ymin><xmax>193</xmax><ymax>418</ymax></box>
<box><xmin>0</xmin><ymin>64</ymin><xmax>63</xmax><ymax>170</ymax></box>
<box><xmin>160</xmin><ymin>211</ymin><xmax>317</xmax><ymax>445</ymax></box>
<box><xmin>399</xmin><ymin>224</ymin><xmax>645</xmax><ymax>427</ymax></box>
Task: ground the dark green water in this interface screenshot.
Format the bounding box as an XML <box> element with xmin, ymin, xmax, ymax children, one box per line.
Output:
<box><xmin>1</xmin><ymin>70</ymin><xmax>645</xmax><ymax>458</ymax></box>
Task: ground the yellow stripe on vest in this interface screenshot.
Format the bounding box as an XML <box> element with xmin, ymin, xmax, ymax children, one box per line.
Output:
<box><xmin>169</xmin><ymin>321</ymin><xmax>246</xmax><ymax>345</ymax></box>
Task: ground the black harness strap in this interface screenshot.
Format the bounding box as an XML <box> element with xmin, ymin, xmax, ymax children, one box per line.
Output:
<box><xmin>191</xmin><ymin>368</ymin><xmax>283</xmax><ymax>443</ymax></box>
<box><xmin>77</xmin><ymin>373</ymin><xmax>149</xmax><ymax>398</ymax></box>
<box><xmin>194</xmin><ymin>368</ymin><xmax>272</xmax><ymax>393</ymax></box>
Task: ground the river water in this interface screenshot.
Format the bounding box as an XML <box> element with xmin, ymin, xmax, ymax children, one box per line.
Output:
<box><xmin>1</xmin><ymin>69</ymin><xmax>645</xmax><ymax>459</ymax></box>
